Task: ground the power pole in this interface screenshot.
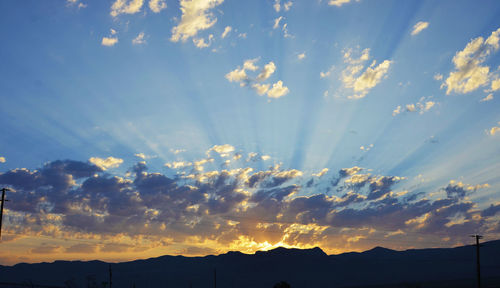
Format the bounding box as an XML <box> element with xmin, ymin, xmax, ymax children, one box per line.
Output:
<box><xmin>471</xmin><ymin>234</ymin><xmax>483</xmax><ymax>288</ymax></box>
<box><xmin>109</xmin><ymin>264</ymin><xmax>112</xmax><ymax>288</ymax></box>
<box><xmin>0</xmin><ymin>188</ymin><xmax>10</xmax><ymax>239</ymax></box>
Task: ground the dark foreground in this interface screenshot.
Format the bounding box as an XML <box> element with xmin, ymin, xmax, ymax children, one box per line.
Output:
<box><xmin>1</xmin><ymin>240</ymin><xmax>500</xmax><ymax>288</ymax></box>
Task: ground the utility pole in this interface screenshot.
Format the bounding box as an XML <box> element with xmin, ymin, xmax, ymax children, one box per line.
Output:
<box><xmin>0</xmin><ymin>188</ymin><xmax>10</xmax><ymax>239</ymax></box>
<box><xmin>109</xmin><ymin>264</ymin><xmax>112</xmax><ymax>288</ymax></box>
<box><xmin>471</xmin><ymin>234</ymin><xmax>483</xmax><ymax>288</ymax></box>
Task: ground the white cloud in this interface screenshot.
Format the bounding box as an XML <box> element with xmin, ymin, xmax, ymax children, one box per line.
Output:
<box><xmin>320</xmin><ymin>66</ymin><xmax>334</xmax><ymax>78</ymax></box>
<box><xmin>238</xmin><ymin>32</ymin><xmax>247</xmax><ymax>39</ymax></box>
<box><xmin>340</xmin><ymin>48</ymin><xmax>392</xmax><ymax>99</ymax></box>
<box><xmin>328</xmin><ymin>0</ymin><xmax>356</xmax><ymax>7</ymax></box>
<box><xmin>489</xmin><ymin>122</ymin><xmax>500</xmax><ymax>136</ymax></box>
<box><xmin>102</xmin><ymin>37</ymin><xmax>118</xmax><ymax>46</ymax></box>
<box><xmin>273</xmin><ymin>0</ymin><xmax>281</xmax><ymax>12</ymax></box>
<box><xmin>257</xmin><ymin>62</ymin><xmax>276</xmax><ymax>81</ymax></box>
<box><xmin>480</xmin><ymin>94</ymin><xmax>494</xmax><ymax>102</ymax></box>
<box><xmin>491</xmin><ymin>78</ymin><xmax>500</xmax><ymax>91</ymax></box>
<box><xmin>297</xmin><ymin>52</ymin><xmax>306</xmax><ymax>60</ymax></box>
<box><xmin>0</xmin><ymin>157</ymin><xmax>5</xmax><ymax>163</ymax></box>
<box><xmin>221</xmin><ymin>26</ymin><xmax>232</xmax><ymax>39</ymax></box>
<box><xmin>171</xmin><ymin>0</ymin><xmax>224</xmax><ymax>43</ymax></box>
<box><xmin>282</xmin><ymin>23</ymin><xmax>292</xmax><ymax>38</ymax></box>
<box><xmin>393</xmin><ymin>97</ymin><xmax>437</xmax><ymax>116</ymax></box>
<box><xmin>312</xmin><ymin>168</ymin><xmax>329</xmax><ymax>177</ymax></box>
<box><xmin>207</xmin><ymin>144</ymin><xmax>235</xmax><ymax>157</ymax></box>
<box><xmin>193</xmin><ymin>34</ymin><xmax>214</xmax><ymax>48</ymax></box>
<box><xmin>252</xmin><ymin>83</ymin><xmax>270</xmax><ymax>96</ymax></box>
<box><xmin>411</xmin><ymin>21</ymin><xmax>429</xmax><ymax>36</ymax></box>
<box><xmin>132</xmin><ymin>32</ymin><xmax>146</xmax><ymax>45</ymax></box>
<box><xmin>165</xmin><ymin>161</ymin><xmax>192</xmax><ymax>169</ymax></box>
<box><xmin>442</xmin><ymin>27</ymin><xmax>500</xmax><ymax>94</ymax></box>
<box><xmin>149</xmin><ymin>0</ymin><xmax>166</xmax><ymax>13</ymax></box>
<box><xmin>434</xmin><ymin>73</ymin><xmax>443</xmax><ymax>81</ymax></box>
<box><xmin>89</xmin><ymin>157</ymin><xmax>124</xmax><ymax>170</ymax></box>
<box><xmin>110</xmin><ymin>0</ymin><xmax>144</xmax><ymax>17</ymax></box>
<box><xmin>134</xmin><ymin>153</ymin><xmax>147</xmax><ymax>159</ymax></box>
<box><xmin>273</xmin><ymin>16</ymin><xmax>283</xmax><ymax>29</ymax></box>
<box><xmin>283</xmin><ymin>1</ymin><xmax>293</xmax><ymax>11</ymax></box>
<box><xmin>267</xmin><ymin>80</ymin><xmax>289</xmax><ymax>98</ymax></box>
<box><xmin>392</xmin><ymin>105</ymin><xmax>402</xmax><ymax>116</ymax></box>
<box><xmin>227</xmin><ymin>59</ymin><xmax>289</xmax><ymax>98</ymax></box>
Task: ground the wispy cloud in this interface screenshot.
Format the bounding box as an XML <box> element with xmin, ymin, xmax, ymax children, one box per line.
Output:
<box><xmin>221</xmin><ymin>26</ymin><xmax>232</xmax><ymax>39</ymax></box>
<box><xmin>411</xmin><ymin>21</ymin><xmax>429</xmax><ymax>36</ymax></box>
<box><xmin>132</xmin><ymin>32</ymin><xmax>146</xmax><ymax>45</ymax></box>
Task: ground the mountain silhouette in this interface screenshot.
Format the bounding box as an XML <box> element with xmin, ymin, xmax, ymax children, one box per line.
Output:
<box><xmin>1</xmin><ymin>240</ymin><xmax>500</xmax><ymax>287</ymax></box>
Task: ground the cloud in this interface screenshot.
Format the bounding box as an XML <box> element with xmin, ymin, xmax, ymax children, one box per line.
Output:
<box><xmin>132</xmin><ymin>32</ymin><xmax>146</xmax><ymax>45</ymax></box>
<box><xmin>193</xmin><ymin>34</ymin><xmax>214</xmax><ymax>48</ymax></box>
<box><xmin>135</xmin><ymin>153</ymin><xmax>147</xmax><ymax>159</ymax></box>
<box><xmin>267</xmin><ymin>81</ymin><xmax>290</xmax><ymax>98</ymax></box>
<box><xmin>66</xmin><ymin>0</ymin><xmax>87</xmax><ymax>8</ymax></box>
<box><xmin>339</xmin><ymin>48</ymin><xmax>392</xmax><ymax>99</ymax></box>
<box><xmin>328</xmin><ymin>0</ymin><xmax>357</xmax><ymax>7</ymax></box>
<box><xmin>312</xmin><ymin>168</ymin><xmax>328</xmax><ymax>177</ymax></box>
<box><xmin>110</xmin><ymin>0</ymin><xmax>144</xmax><ymax>17</ymax></box>
<box><xmin>273</xmin><ymin>16</ymin><xmax>283</xmax><ymax>29</ymax></box>
<box><xmin>480</xmin><ymin>94</ymin><xmax>493</xmax><ymax>102</ymax></box>
<box><xmin>0</xmin><ymin>157</ymin><xmax>5</xmax><ymax>163</ymax></box>
<box><xmin>393</xmin><ymin>96</ymin><xmax>437</xmax><ymax>116</ymax></box>
<box><xmin>411</xmin><ymin>21</ymin><xmax>429</xmax><ymax>36</ymax></box>
<box><xmin>442</xmin><ymin>27</ymin><xmax>500</xmax><ymax>94</ymax></box>
<box><xmin>89</xmin><ymin>157</ymin><xmax>124</xmax><ymax>170</ymax></box>
<box><xmin>102</xmin><ymin>37</ymin><xmax>118</xmax><ymax>47</ymax></box>
<box><xmin>257</xmin><ymin>62</ymin><xmax>276</xmax><ymax>81</ymax></box>
<box><xmin>221</xmin><ymin>26</ymin><xmax>232</xmax><ymax>39</ymax></box>
<box><xmin>149</xmin><ymin>0</ymin><xmax>166</xmax><ymax>13</ymax></box>
<box><xmin>283</xmin><ymin>1</ymin><xmax>293</xmax><ymax>11</ymax></box>
<box><xmin>273</xmin><ymin>0</ymin><xmax>281</xmax><ymax>12</ymax></box>
<box><xmin>207</xmin><ymin>144</ymin><xmax>235</xmax><ymax>157</ymax></box>
<box><xmin>65</xmin><ymin>243</ymin><xmax>97</xmax><ymax>254</ymax></box>
<box><xmin>226</xmin><ymin>59</ymin><xmax>289</xmax><ymax>98</ymax></box>
<box><xmin>170</xmin><ymin>0</ymin><xmax>224</xmax><ymax>43</ymax></box>
<box><xmin>491</xmin><ymin>78</ymin><xmax>500</xmax><ymax>91</ymax></box>
<box><xmin>297</xmin><ymin>52</ymin><xmax>306</xmax><ymax>60</ymax></box>
<box><xmin>489</xmin><ymin>122</ymin><xmax>500</xmax><ymax>136</ymax></box>
<box><xmin>2</xmin><ymin>154</ymin><xmax>499</xmax><ymax>262</ymax></box>
<box><xmin>434</xmin><ymin>73</ymin><xmax>443</xmax><ymax>81</ymax></box>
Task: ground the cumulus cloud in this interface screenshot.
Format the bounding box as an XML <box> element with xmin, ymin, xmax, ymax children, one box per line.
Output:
<box><xmin>0</xmin><ymin>157</ymin><xmax>5</xmax><ymax>163</ymax></box>
<box><xmin>110</xmin><ymin>0</ymin><xmax>144</xmax><ymax>17</ymax></box>
<box><xmin>221</xmin><ymin>26</ymin><xmax>232</xmax><ymax>39</ymax></box>
<box><xmin>491</xmin><ymin>78</ymin><xmax>500</xmax><ymax>91</ymax></box>
<box><xmin>226</xmin><ymin>58</ymin><xmax>289</xmax><ymax>99</ymax></box>
<box><xmin>489</xmin><ymin>122</ymin><xmax>500</xmax><ymax>136</ymax></box>
<box><xmin>1</xmin><ymin>154</ymin><xmax>498</xmax><ymax>262</ymax></box>
<box><xmin>442</xmin><ymin>27</ymin><xmax>500</xmax><ymax>94</ymax></box>
<box><xmin>206</xmin><ymin>144</ymin><xmax>235</xmax><ymax>157</ymax></box>
<box><xmin>101</xmin><ymin>37</ymin><xmax>118</xmax><ymax>47</ymax></box>
<box><xmin>297</xmin><ymin>52</ymin><xmax>306</xmax><ymax>60</ymax></box>
<box><xmin>411</xmin><ymin>21</ymin><xmax>429</xmax><ymax>36</ymax></box>
<box><xmin>149</xmin><ymin>0</ymin><xmax>166</xmax><ymax>13</ymax></box>
<box><xmin>171</xmin><ymin>0</ymin><xmax>224</xmax><ymax>43</ymax></box>
<box><xmin>89</xmin><ymin>157</ymin><xmax>124</xmax><ymax>170</ymax></box>
<box><xmin>132</xmin><ymin>32</ymin><xmax>146</xmax><ymax>45</ymax></box>
<box><xmin>393</xmin><ymin>96</ymin><xmax>437</xmax><ymax>116</ymax></box>
<box><xmin>337</xmin><ymin>48</ymin><xmax>392</xmax><ymax>99</ymax></box>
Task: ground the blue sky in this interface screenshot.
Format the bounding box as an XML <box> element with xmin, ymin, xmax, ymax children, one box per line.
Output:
<box><xmin>0</xmin><ymin>0</ymin><xmax>500</xmax><ymax>265</ymax></box>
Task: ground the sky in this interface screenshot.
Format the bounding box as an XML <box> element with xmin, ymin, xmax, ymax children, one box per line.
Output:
<box><xmin>0</xmin><ymin>0</ymin><xmax>500</xmax><ymax>265</ymax></box>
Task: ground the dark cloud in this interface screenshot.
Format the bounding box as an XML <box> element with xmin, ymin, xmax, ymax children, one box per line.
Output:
<box><xmin>481</xmin><ymin>204</ymin><xmax>500</xmax><ymax>217</ymax></box>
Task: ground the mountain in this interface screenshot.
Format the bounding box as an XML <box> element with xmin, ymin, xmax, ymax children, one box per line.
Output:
<box><xmin>1</xmin><ymin>240</ymin><xmax>500</xmax><ymax>288</ymax></box>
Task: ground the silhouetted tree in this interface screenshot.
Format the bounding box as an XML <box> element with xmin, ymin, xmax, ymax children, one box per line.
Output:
<box><xmin>273</xmin><ymin>281</ymin><xmax>291</xmax><ymax>288</ymax></box>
